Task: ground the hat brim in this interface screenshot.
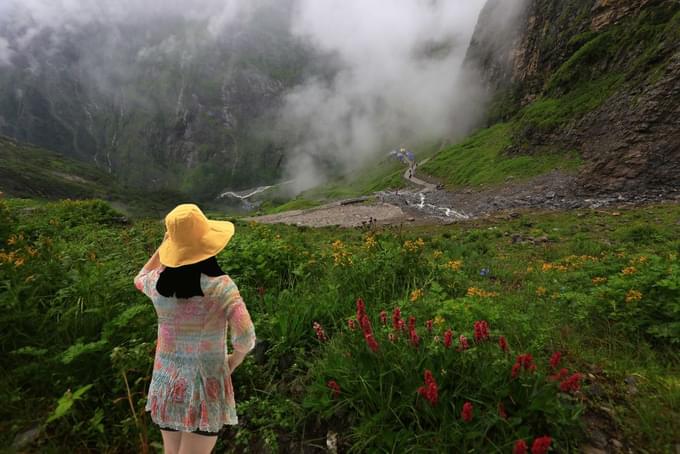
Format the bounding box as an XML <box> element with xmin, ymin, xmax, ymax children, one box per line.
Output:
<box><xmin>158</xmin><ymin>220</ymin><xmax>235</xmax><ymax>267</ymax></box>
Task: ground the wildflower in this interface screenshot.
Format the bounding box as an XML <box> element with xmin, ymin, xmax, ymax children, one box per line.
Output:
<box><xmin>559</xmin><ymin>373</ymin><xmax>582</xmax><ymax>393</ymax></box>
<box><xmin>313</xmin><ymin>322</ymin><xmax>327</xmax><ymax>342</ymax></box>
<box><xmin>410</xmin><ymin>288</ymin><xmax>423</xmax><ymax>302</ymax></box>
<box><xmin>327</xmin><ymin>380</ymin><xmax>341</xmax><ymax>399</ymax></box>
<box><xmin>379</xmin><ymin>310</ymin><xmax>388</xmax><ymax>326</ymax></box>
<box><xmin>392</xmin><ymin>307</ymin><xmax>402</xmax><ymax>331</ymax></box>
<box><xmin>408</xmin><ymin>316</ymin><xmax>416</xmax><ymax>332</ymax></box>
<box><xmin>530</xmin><ymin>436</ymin><xmax>552</xmax><ymax>454</ymax></box>
<box><xmin>257</xmin><ymin>287</ymin><xmax>266</xmax><ymax>298</ymax></box>
<box><xmin>511</xmin><ymin>362</ymin><xmax>521</xmax><ymax>379</ymax></box>
<box><xmin>625</xmin><ymin>289</ymin><xmax>642</xmax><ymax>303</ymax></box>
<box><xmin>458</xmin><ymin>335</ymin><xmax>469</xmax><ymax>351</ymax></box>
<box><xmin>27</xmin><ymin>247</ymin><xmax>38</xmax><ymax>257</ymax></box>
<box><xmin>425</xmin><ymin>319</ymin><xmax>433</xmax><ymax>332</ymax></box>
<box><xmin>7</xmin><ymin>235</ymin><xmax>16</xmax><ymax>245</ymax></box>
<box><xmin>409</xmin><ymin>330</ymin><xmax>420</xmax><ymax>347</ymax></box>
<box><xmin>417</xmin><ymin>370</ymin><xmax>438</xmax><ymax>406</ymax></box>
<box><xmin>359</xmin><ymin>314</ymin><xmax>372</xmax><ymax>336</ymax></box>
<box><xmin>447</xmin><ymin>260</ymin><xmax>463</xmax><ymax>271</ymax></box>
<box><xmin>356</xmin><ymin>298</ymin><xmax>366</xmax><ymax>320</ymax></box>
<box><xmin>535</xmin><ymin>287</ymin><xmax>547</xmax><ymax>297</ymax></box>
<box><xmin>592</xmin><ymin>277</ymin><xmax>607</xmax><ymax>285</ymax></box>
<box><xmin>364</xmin><ymin>235</ymin><xmax>377</xmax><ymax>249</ymax></box>
<box><xmin>479</xmin><ymin>267</ymin><xmax>490</xmax><ymax>277</ymax></box>
<box><xmin>364</xmin><ymin>332</ymin><xmax>379</xmax><ymax>353</ymax></box>
<box><xmin>549</xmin><ymin>368</ymin><xmax>569</xmax><ymax>382</ymax></box>
<box><xmin>433</xmin><ymin>315</ymin><xmax>445</xmax><ymax>327</ymax></box>
<box><xmin>466</xmin><ymin>287</ymin><xmax>498</xmax><ymax>298</ymax></box>
<box><xmin>14</xmin><ymin>257</ymin><xmax>25</xmax><ymax>267</ymax></box>
<box><xmin>549</xmin><ymin>352</ymin><xmax>562</xmax><ymax>369</ymax></box>
<box><xmin>433</xmin><ymin>335</ymin><xmax>440</xmax><ymax>344</ymax></box>
<box><xmin>473</xmin><ymin>320</ymin><xmax>490</xmax><ymax>342</ymax></box>
<box><xmin>433</xmin><ymin>250</ymin><xmax>443</xmax><ymax>259</ymax></box>
<box><xmin>347</xmin><ymin>319</ymin><xmax>356</xmax><ymax>331</ymax></box>
<box><xmin>461</xmin><ymin>402</ymin><xmax>473</xmax><ymax>422</ymax></box>
<box><xmin>622</xmin><ymin>266</ymin><xmax>637</xmax><ymax>275</ymax></box>
<box><xmin>498</xmin><ymin>402</ymin><xmax>507</xmax><ymax>419</ymax></box>
<box><xmin>498</xmin><ymin>336</ymin><xmax>509</xmax><ymax>352</ymax></box>
<box><xmin>396</xmin><ymin>319</ymin><xmax>405</xmax><ymax>332</ymax></box>
<box><xmin>403</xmin><ymin>238</ymin><xmax>425</xmax><ymax>253</ymax></box>
<box><xmin>443</xmin><ymin>328</ymin><xmax>453</xmax><ymax>348</ymax></box>
<box><xmin>526</xmin><ymin>266</ymin><xmax>534</xmax><ymax>273</ymax></box>
<box><xmin>513</xmin><ymin>439</ymin><xmax>528</xmax><ymax>454</ymax></box>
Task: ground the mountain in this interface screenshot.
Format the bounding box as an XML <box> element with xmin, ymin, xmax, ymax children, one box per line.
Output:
<box><xmin>0</xmin><ymin>1</ymin><xmax>311</xmax><ymax>198</ymax></box>
<box><xmin>460</xmin><ymin>0</ymin><xmax>680</xmax><ymax>193</ymax></box>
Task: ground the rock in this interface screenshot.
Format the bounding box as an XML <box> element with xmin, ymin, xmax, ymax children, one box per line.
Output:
<box><xmin>587</xmin><ymin>383</ymin><xmax>604</xmax><ymax>399</ymax></box>
<box><xmin>589</xmin><ymin>429</ymin><xmax>608</xmax><ymax>448</ymax></box>
<box><xmin>407</xmin><ymin>217</ymin><xmax>415</xmax><ymax>222</ymax></box>
<box><xmin>611</xmin><ymin>439</ymin><xmax>623</xmax><ymax>450</ymax></box>
<box><xmin>624</xmin><ymin>376</ymin><xmax>636</xmax><ymax>385</ymax></box>
<box><xmin>12</xmin><ymin>426</ymin><xmax>41</xmax><ymax>450</ymax></box>
<box><xmin>546</xmin><ymin>191</ymin><xmax>556</xmax><ymax>199</ymax></box>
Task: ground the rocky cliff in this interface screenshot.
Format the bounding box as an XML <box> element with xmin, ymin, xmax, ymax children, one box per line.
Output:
<box><xmin>467</xmin><ymin>0</ymin><xmax>680</xmax><ymax>193</ymax></box>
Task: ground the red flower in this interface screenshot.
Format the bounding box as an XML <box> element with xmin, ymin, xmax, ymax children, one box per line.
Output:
<box><xmin>559</xmin><ymin>373</ymin><xmax>582</xmax><ymax>393</ymax></box>
<box><xmin>327</xmin><ymin>380</ymin><xmax>341</xmax><ymax>398</ymax></box>
<box><xmin>380</xmin><ymin>310</ymin><xmax>388</xmax><ymax>326</ymax></box>
<box><xmin>397</xmin><ymin>319</ymin><xmax>405</xmax><ymax>332</ymax></box>
<box><xmin>498</xmin><ymin>336</ymin><xmax>509</xmax><ymax>352</ymax></box>
<box><xmin>417</xmin><ymin>370</ymin><xmax>438</xmax><ymax>406</ymax></box>
<box><xmin>364</xmin><ymin>332</ymin><xmax>379</xmax><ymax>352</ymax></box>
<box><xmin>549</xmin><ymin>351</ymin><xmax>562</xmax><ymax>369</ymax></box>
<box><xmin>458</xmin><ymin>335</ymin><xmax>469</xmax><ymax>350</ymax></box>
<box><xmin>517</xmin><ymin>354</ymin><xmax>533</xmax><ymax>369</ymax></box>
<box><xmin>359</xmin><ymin>314</ymin><xmax>373</xmax><ymax>335</ymax></box>
<box><xmin>356</xmin><ymin>298</ymin><xmax>366</xmax><ymax>320</ymax></box>
<box><xmin>443</xmin><ymin>328</ymin><xmax>453</xmax><ymax>348</ymax></box>
<box><xmin>498</xmin><ymin>402</ymin><xmax>507</xmax><ymax>419</ymax></box>
<box><xmin>531</xmin><ymin>436</ymin><xmax>552</xmax><ymax>454</ymax></box>
<box><xmin>392</xmin><ymin>307</ymin><xmax>402</xmax><ymax>330</ymax></box>
<box><xmin>408</xmin><ymin>316</ymin><xmax>416</xmax><ymax>332</ymax></box>
<box><xmin>313</xmin><ymin>321</ymin><xmax>327</xmax><ymax>342</ymax></box>
<box><xmin>473</xmin><ymin>320</ymin><xmax>490</xmax><ymax>342</ymax></box>
<box><xmin>513</xmin><ymin>439</ymin><xmax>528</xmax><ymax>454</ymax></box>
<box><xmin>409</xmin><ymin>328</ymin><xmax>420</xmax><ymax>347</ymax></box>
<box><xmin>549</xmin><ymin>367</ymin><xmax>569</xmax><ymax>382</ymax></box>
<box><xmin>348</xmin><ymin>318</ymin><xmax>356</xmax><ymax>330</ymax></box>
<box><xmin>461</xmin><ymin>401</ymin><xmax>473</xmax><ymax>422</ymax></box>
<box><xmin>511</xmin><ymin>362</ymin><xmax>521</xmax><ymax>379</ymax></box>
<box><xmin>425</xmin><ymin>319</ymin><xmax>433</xmax><ymax>333</ymax></box>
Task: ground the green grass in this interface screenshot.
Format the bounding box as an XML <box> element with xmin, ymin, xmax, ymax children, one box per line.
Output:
<box><xmin>2</xmin><ymin>197</ymin><xmax>679</xmax><ymax>452</ymax></box>
<box><xmin>420</xmin><ymin>124</ymin><xmax>582</xmax><ymax>188</ymax></box>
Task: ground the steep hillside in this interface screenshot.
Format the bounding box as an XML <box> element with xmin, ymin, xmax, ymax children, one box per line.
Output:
<box><xmin>426</xmin><ymin>0</ymin><xmax>679</xmax><ymax>193</ymax></box>
<box><xmin>0</xmin><ymin>136</ymin><xmax>182</xmax><ymax>215</ymax></box>
<box><xmin>0</xmin><ymin>1</ymin><xmax>310</xmax><ymax>197</ymax></box>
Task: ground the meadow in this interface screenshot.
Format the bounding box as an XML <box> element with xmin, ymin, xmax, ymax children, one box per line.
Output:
<box><xmin>1</xmin><ymin>198</ymin><xmax>678</xmax><ymax>453</ymax></box>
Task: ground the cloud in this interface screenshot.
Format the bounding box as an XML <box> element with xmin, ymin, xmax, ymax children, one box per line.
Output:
<box><xmin>0</xmin><ymin>37</ymin><xmax>13</xmax><ymax>66</ymax></box>
<box><xmin>277</xmin><ymin>0</ymin><xmax>490</xmax><ymax>194</ymax></box>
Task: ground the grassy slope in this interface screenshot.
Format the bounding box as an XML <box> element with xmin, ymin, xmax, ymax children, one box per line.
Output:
<box><xmin>0</xmin><ymin>136</ymin><xmax>188</xmax><ymax>218</ymax></box>
<box><xmin>1</xmin><ymin>197</ymin><xmax>678</xmax><ymax>452</ymax></box>
<box><xmin>422</xmin><ymin>4</ymin><xmax>679</xmax><ymax>189</ymax></box>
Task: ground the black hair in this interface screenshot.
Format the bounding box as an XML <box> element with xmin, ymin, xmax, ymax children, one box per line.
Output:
<box><xmin>156</xmin><ymin>256</ymin><xmax>226</xmax><ymax>299</ymax></box>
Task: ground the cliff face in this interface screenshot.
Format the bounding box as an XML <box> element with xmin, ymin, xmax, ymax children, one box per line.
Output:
<box><xmin>467</xmin><ymin>0</ymin><xmax>680</xmax><ymax>193</ymax></box>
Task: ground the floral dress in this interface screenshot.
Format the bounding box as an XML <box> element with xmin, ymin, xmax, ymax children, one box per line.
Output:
<box><xmin>134</xmin><ymin>267</ymin><xmax>256</xmax><ymax>432</ymax></box>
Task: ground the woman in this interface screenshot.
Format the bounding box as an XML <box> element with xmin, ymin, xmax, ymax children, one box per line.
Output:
<box><xmin>134</xmin><ymin>204</ymin><xmax>256</xmax><ymax>454</ymax></box>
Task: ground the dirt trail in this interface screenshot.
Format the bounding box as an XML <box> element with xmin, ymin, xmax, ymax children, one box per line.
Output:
<box><xmin>248</xmin><ymin>163</ymin><xmax>680</xmax><ymax>228</ymax></box>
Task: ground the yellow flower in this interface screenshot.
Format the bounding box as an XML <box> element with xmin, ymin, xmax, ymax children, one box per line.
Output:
<box><xmin>622</xmin><ymin>266</ymin><xmax>637</xmax><ymax>276</ymax></box>
<box><xmin>526</xmin><ymin>266</ymin><xmax>534</xmax><ymax>273</ymax></box>
<box><xmin>14</xmin><ymin>257</ymin><xmax>25</xmax><ymax>267</ymax></box>
<box><xmin>625</xmin><ymin>290</ymin><xmax>642</xmax><ymax>303</ymax></box>
<box><xmin>447</xmin><ymin>260</ymin><xmax>463</xmax><ymax>271</ymax></box>
<box><xmin>432</xmin><ymin>250</ymin><xmax>443</xmax><ymax>259</ymax></box>
<box><xmin>410</xmin><ymin>288</ymin><xmax>423</xmax><ymax>302</ymax></box>
<box><xmin>433</xmin><ymin>315</ymin><xmax>445</xmax><ymax>327</ymax></box>
<box><xmin>403</xmin><ymin>238</ymin><xmax>425</xmax><ymax>253</ymax></box>
<box><xmin>27</xmin><ymin>247</ymin><xmax>38</xmax><ymax>257</ymax></box>
<box><xmin>592</xmin><ymin>277</ymin><xmax>607</xmax><ymax>285</ymax></box>
<box><xmin>7</xmin><ymin>235</ymin><xmax>16</xmax><ymax>245</ymax></box>
<box><xmin>364</xmin><ymin>235</ymin><xmax>377</xmax><ymax>249</ymax></box>
<box><xmin>536</xmin><ymin>287</ymin><xmax>547</xmax><ymax>297</ymax></box>
<box><xmin>466</xmin><ymin>287</ymin><xmax>498</xmax><ymax>298</ymax></box>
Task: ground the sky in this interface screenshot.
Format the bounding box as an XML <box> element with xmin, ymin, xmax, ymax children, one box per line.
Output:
<box><xmin>0</xmin><ymin>0</ymin><xmax>527</xmax><ymax>193</ymax></box>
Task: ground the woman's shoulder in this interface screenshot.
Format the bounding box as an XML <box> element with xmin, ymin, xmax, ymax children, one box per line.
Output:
<box><xmin>201</xmin><ymin>274</ymin><xmax>238</xmax><ymax>297</ymax></box>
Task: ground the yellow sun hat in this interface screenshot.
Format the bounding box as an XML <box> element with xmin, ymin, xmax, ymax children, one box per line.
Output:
<box><xmin>158</xmin><ymin>204</ymin><xmax>235</xmax><ymax>267</ymax></box>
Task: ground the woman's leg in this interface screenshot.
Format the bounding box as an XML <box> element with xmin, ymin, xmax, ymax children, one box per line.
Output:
<box><xmin>160</xmin><ymin>429</ymin><xmax>182</xmax><ymax>454</ymax></box>
<box><xmin>178</xmin><ymin>432</ymin><xmax>218</xmax><ymax>454</ymax></box>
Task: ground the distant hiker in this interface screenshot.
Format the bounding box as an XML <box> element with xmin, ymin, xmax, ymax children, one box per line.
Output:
<box><xmin>134</xmin><ymin>204</ymin><xmax>255</xmax><ymax>454</ymax></box>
